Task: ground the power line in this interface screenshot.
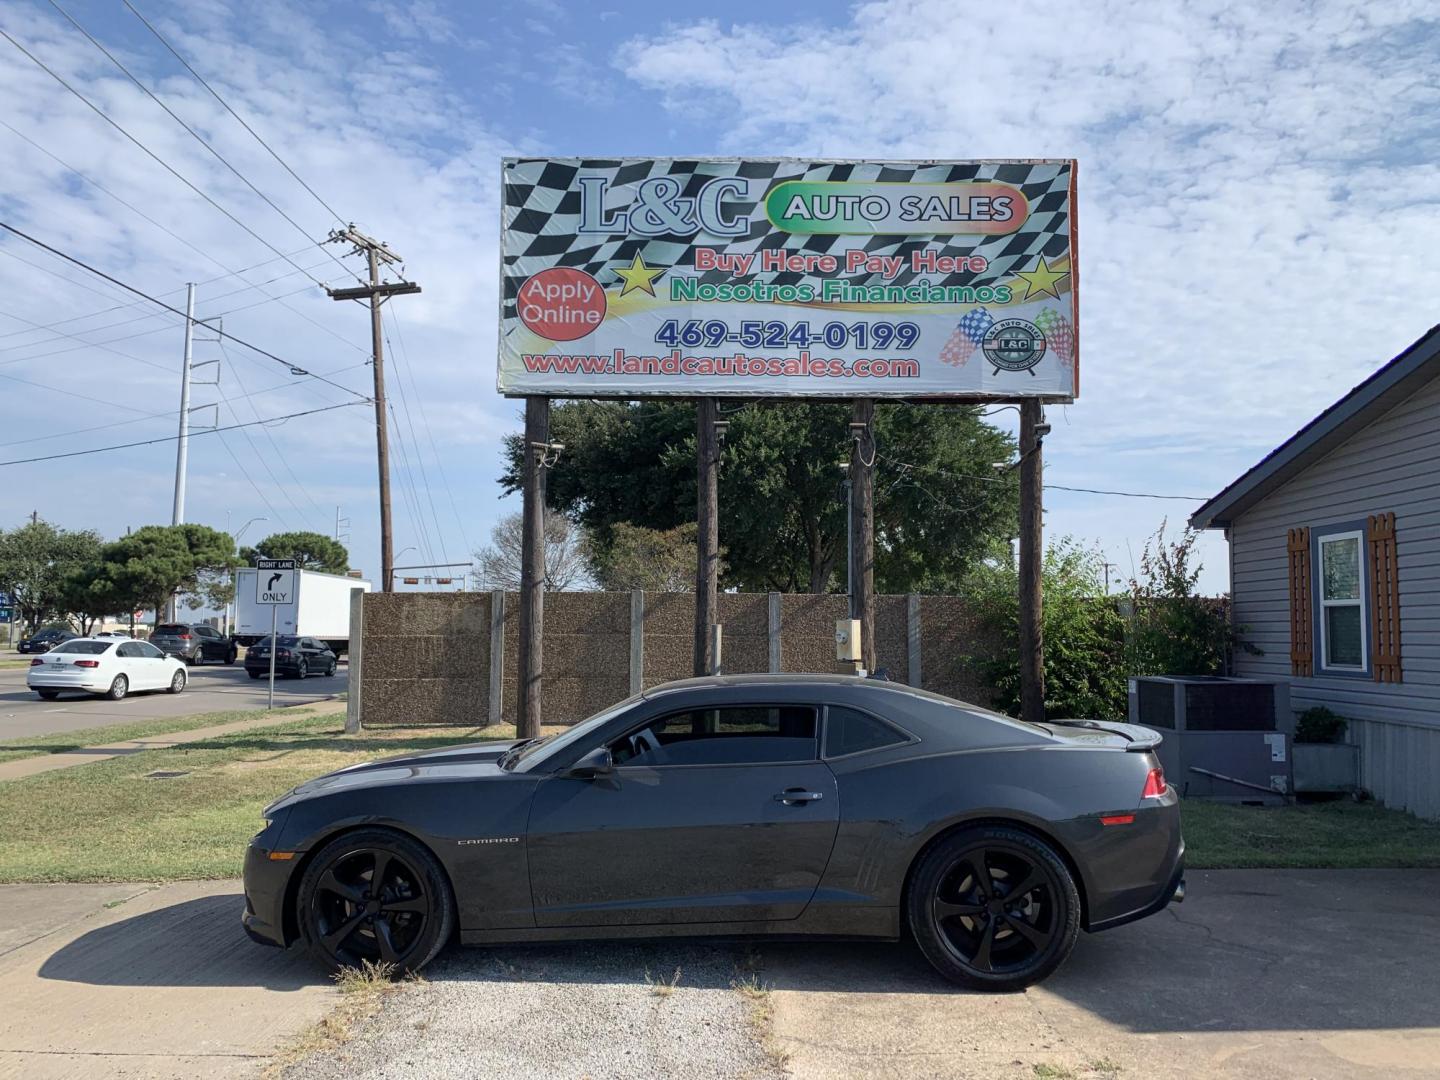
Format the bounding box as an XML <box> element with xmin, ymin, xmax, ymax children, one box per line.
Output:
<box><xmin>124</xmin><ymin>0</ymin><xmax>349</xmax><ymax>229</ymax></box>
<box><xmin>46</xmin><ymin>0</ymin><xmax>361</xmax><ymax>288</ymax></box>
<box><xmin>381</xmin><ymin>313</ymin><xmax>448</xmax><ymax>562</ymax></box>
<box><xmin>0</xmin><ymin>361</ymin><xmax>370</xmax><ymax>449</ymax></box>
<box><xmin>0</xmin><ymin>221</ymin><xmax>370</xmax><ymax>401</ymax></box>
<box><xmin>0</xmin><ymin>25</ymin><xmax>329</xmax><ymax>290</ymax></box>
<box><xmin>0</xmin><ymin>400</ymin><xmax>367</xmax><ymax>467</ymax></box>
<box><xmin>0</xmin><ymin>118</ymin><xmax>361</xmax><ymax>347</ymax></box>
<box><xmin>876</xmin><ymin>451</ymin><xmax>1207</xmax><ymax>502</ymax></box>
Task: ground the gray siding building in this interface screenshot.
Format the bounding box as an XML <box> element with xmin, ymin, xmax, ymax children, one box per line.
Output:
<box><xmin>1192</xmin><ymin>326</ymin><xmax>1440</xmax><ymax>821</ymax></box>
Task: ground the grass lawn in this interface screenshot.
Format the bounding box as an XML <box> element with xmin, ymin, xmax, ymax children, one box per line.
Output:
<box><xmin>0</xmin><ymin>703</ymin><xmax>341</xmax><ymax>766</ymax></box>
<box><xmin>1180</xmin><ymin>798</ymin><xmax>1440</xmax><ymax>869</ymax></box>
<box><xmin>0</xmin><ymin>717</ymin><xmax>548</xmax><ymax>883</ymax></box>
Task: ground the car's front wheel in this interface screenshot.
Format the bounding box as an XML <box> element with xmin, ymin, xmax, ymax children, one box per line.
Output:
<box><xmin>907</xmin><ymin>825</ymin><xmax>1080</xmax><ymax>992</ymax></box>
<box><xmin>37</xmin><ymin>689</ymin><xmax>59</xmax><ymax>700</ymax></box>
<box><xmin>297</xmin><ymin>829</ymin><xmax>455</xmax><ymax>974</ymax></box>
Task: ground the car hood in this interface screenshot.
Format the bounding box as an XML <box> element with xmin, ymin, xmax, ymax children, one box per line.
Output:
<box><xmin>263</xmin><ymin>738</ymin><xmax>523</xmax><ymax>814</ymax></box>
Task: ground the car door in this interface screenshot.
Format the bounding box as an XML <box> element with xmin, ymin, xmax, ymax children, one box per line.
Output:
<box><xmin>114</xmin><ymin>641</ymin><xmax>147</xmax><ymax>688</ymax></box>
<box><xmin>137</xmin><ymin>641</ymin><xmax>173</xmax><ymax>688</ymax></box>
<box><xmin>194</xmin><ymin>625</ymin><xmax>217</xmax><ymax>660</ymax></box>
<box><xmin>525</xmin><ymin>703</ymin><xmax>840</xmax><ymax>927</ymax></box>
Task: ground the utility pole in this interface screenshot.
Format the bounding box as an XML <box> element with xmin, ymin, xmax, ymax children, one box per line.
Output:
<box><xmin>849</xmin><ymin>399</ymin><xmax>876</xmax><ymax>673</ymax></box>
<box><xmin>326</xmin><ymin>226</ymin><xmax>421</xmax><ymax>594</ymax></box>
<box><xmin>1018</xmin><ymin>400</ymin><xmax>1049</xmax><ymax>724</ymax></box>
<box><xmin>517</xmin><ymin>398</ymin><xmax>551</xmax><ymax>738</ymax></box>
<box><xmin>694</xmin><ymin>398</ymin><xmax>720</xmax><ymax>676</ymax></box>
<box><xmin>172</xmin><ymin>283</ymin><xmax>196</xmax><ymax>528</ymax></box>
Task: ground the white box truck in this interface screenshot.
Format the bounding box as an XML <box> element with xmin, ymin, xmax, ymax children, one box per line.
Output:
<box><xmin>234</xmin><ymin>569</ymin><xmax>370</xmax><ymax>655</ymax></box>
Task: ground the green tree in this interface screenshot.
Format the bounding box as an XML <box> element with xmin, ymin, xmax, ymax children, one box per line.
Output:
<box><xmin>502</xmin><ymin>401</ymin><xmax>1017</xmax><ymax>594</ymax></box>
<box><xmin>591</xmin><ymin>523</ymin><xmax>701</xmax><ymax>592</ymax></box>
<box><xmin>0</xmin><ymin>519</ymin><xmax>102</xmax><ymax>633</ymax></box>
<box><xmin>1123</xmin><ymin>521</ymin><xmax>1238</xmax><ymax>676</ymax></box>
<box><xmin>59</xmin><ymin>562</ymin><xmax>129</xmax><ymax>635</ymax></box>
<box><xmin>98</xmin><ymin>524</ymin><xmax>236</xmax><ymax>620</ymax></box>
<box><xmin>244</xmin><ymin>531</ymin><xmax>349</xmax><ymax>574</ymax></box>
<box><xmin>965</xmin><ymin>537</ymin><xmax>1127</xmax><ymax>721</ymax></box>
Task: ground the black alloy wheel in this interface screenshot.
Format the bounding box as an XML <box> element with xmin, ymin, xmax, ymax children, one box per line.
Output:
<box><xmin>296</xmin><ymin>658</ymin><xmax>308</xmax><ymax>680</ymax></box>
<box><xmin>908</xmin><ymin>826</ymin><xmax>1079</xmax><ymax>991</ymax></box>
<box><xmin>298</xmin><ymin>829</ymin><xmax>454</xmax><ymax>973</ymax></box>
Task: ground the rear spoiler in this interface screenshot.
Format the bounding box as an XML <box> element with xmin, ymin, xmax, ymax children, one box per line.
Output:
<box><xmin>1046</xmin><ymin>718</ymin><xmax>1162</xmax><ymax>751</ymax></box>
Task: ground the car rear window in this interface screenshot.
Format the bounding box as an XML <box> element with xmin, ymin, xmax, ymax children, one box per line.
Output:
<box><xmin>154</xmin><ymin>625</ymin><xmax>189</xmax><ymax>635</ymax></box>
<box><xmin>255</xmin><ymin>636</ymin><xmax>300</xmax><ymax>647</ymax></box>
<box><xmin>51</xmin><ymin>641</ymin><xmax>112</xmax><ymax>655</ymax></box>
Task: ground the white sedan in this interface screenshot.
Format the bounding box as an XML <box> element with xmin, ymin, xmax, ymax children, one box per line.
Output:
<box><xmin>27</xmin><ymin>638</ymin><xmax>188</xmax><ymax>701</ymax></box>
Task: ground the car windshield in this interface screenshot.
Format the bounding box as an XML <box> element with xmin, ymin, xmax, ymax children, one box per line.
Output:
<box><xmin>51</xmin><ymin>641</ymin><xmax>112</xmax><ymax>655</ymax></box>
<box><xmin>254</xmin><ymin>636</ymin><xmax>300</xmax><ymax>647</ymax></box>
<box><xmin>503</xmin><ymin>694</ymin><xmax>644</xmax><ymax>771</ymax></box>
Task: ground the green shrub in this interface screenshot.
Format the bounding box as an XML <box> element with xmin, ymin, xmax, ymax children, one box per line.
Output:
<box><xmin>1295</xmin><ymin>706</ymin><xmax>1348</xmax><ymax>744</ymax></box>
<box><xmin>964</xmin><ymin>537</ymin><xmax>1127</xmax><ymax>721</ymax></box>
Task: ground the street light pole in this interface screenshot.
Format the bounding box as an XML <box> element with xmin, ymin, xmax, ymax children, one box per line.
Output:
<box><xmin>226</xmin><ymin>516</ymin><xmax>267</xmax><ymax>637</ymax></box>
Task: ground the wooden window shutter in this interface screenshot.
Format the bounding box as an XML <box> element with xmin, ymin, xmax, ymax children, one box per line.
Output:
<box><xmin>1287</xmin><ymin>527</ymin><xmax>1312</xmax><ymax>676</ymax></box>
<box><xmin>1368</xmin><ymin>512</ymin><xmax>1402</xmax><ymax>683</ymax></box>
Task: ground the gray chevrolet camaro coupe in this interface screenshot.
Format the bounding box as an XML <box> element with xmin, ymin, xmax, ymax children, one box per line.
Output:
<box><xmin>244</xmin><ymin>673</ymin><xmax>1184</xmax><ymax>991</ymax></box>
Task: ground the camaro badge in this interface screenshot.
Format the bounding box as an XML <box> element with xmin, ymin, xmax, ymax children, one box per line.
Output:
<box><xmin>457</xmin><ymin>837</ymin><xmax>520</xmax><ymax>846</ymax></box>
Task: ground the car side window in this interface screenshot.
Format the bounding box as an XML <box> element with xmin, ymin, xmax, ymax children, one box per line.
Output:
<box><xmin>610</xmin><ymin>705</ymin><xmax>818</xmax><ymax>767</ymax></box>
<box><xmin>138</xmin><ymin>642</ymin><xmax>165</xmax><ymax>659</ymax></box>
<box><xmin>197</xmin><ymin>627</ymin><xmax>216</xmax><ymax>639</ymax></box>
<box><xmin>116</xmin><ymin>642</ymin><xmax>140</xmax><ymax>658</ymax></box>
<box><xmin>824</xmin><ymin>705</ymin><xmax>910</xmax><ymax>758</ymax></box>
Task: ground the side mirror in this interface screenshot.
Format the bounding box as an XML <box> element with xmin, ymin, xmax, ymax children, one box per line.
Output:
<box><xmin>566</xmin><ymin>746</ymin><xmax>614</xmax><ymax>779</ymax></box>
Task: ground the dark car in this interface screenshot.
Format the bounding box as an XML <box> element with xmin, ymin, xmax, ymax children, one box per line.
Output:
<box><xmin>17</xmin><ymin>628</ymin><xmax>77</xmax><ymax>654</ymax></box>
<box><xmin>244</xmin><ymin>635</ymin><xmax>337</xmax><ymax>680</ymax></box>
<box><xmin>151</xmin><ymin>623</ymin><xmax>236</xmax><ymax>666</ymax></box>
<box><xmin>243</xmin><ymin>674</ymin><xmax>1184</xmax><ymax>990</ymax></box>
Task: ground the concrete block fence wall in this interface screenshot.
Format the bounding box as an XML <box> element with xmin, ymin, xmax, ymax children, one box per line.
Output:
<box><xmin>348</xmin><ymin>589</ymin><xmax>997</xmax><ymax>728</ymax></box>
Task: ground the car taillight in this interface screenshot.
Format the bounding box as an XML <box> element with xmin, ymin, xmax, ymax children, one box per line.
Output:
<box><xmin>30</xmin><ymin>658</ymin><xmax>44</xmax><ymax>666</ymax></box>
<box><xmin>74</xmin><ymin>660</ymin><xmax>100</xmax><ymax>668</ymax></box>
<box><xmin>178</xmin><ymin>633</ymin><xmax>191</xmax><ymax>639</ymax></box>
<box><xmin>1142</xmin><ymin>766</ymin><xmax>1167</xmax><ymax>798</ymax></box>
<box><xmin>276</xmin><ymin>649</ymin><xmax>291</xmax><ymax>659</ymax></box>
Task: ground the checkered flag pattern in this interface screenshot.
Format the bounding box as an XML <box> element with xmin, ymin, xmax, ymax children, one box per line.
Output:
<box><xmin>1034</xmin><ymin>308</ymin><xmax>1075</xmax><ymax>369</ymax></box>
<box><xmin>502</xmin><ymin>159</ymin><xmax>1073</xmax><ymax>321</ymax></box>
<box><xmin>939</xmin><ymin>308</ymin><xmax>997</xmax><ymax>367</ymax></box>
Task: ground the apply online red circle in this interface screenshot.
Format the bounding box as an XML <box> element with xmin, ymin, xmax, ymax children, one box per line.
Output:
<box><xmin>517</xmin><ymin>268</ymin><xmax>606</xmax><ymax>342</ymax></box>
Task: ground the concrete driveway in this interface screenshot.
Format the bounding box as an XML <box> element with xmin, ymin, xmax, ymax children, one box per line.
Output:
<box><xmin>6</xmin><ymin>870</ymin><xmax>1438</xmax><ymax>1079</ymax></box>
<box><xmin>0</xmin><ymin>662</ymin><xmax>346</xmax><ymax>740</ymax></box>
<box><xmin>0</xmin><ymin>881</ymin><xmax>336</xmax><ymax>1080</ymax></box>
<box><xmin>763</xmin><ymin>869</ymin><xmax>1440</xmax><ymax>1080</ymax></box>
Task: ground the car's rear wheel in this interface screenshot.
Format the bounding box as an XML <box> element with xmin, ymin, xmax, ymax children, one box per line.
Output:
<box><xmin>37</xmin><ymin>689</ymin><xmax>59</xmax><ymax>700</ymax></box>
<box><xmin>907</xmin><ymin>825</ymin><xmax>1080</xmax><ymax>992</ymax></box>
<box><xmin>297</xmin><ymin>829</ymin><xmax>454</xmax><ymax>975</ymax></box>
<box><xmin>227</xmin><ymin>649</ymin><xmax>237</xmax><ymax>665</ymax></box>
<box><xmin>168</xmin><ymin>670</ymin><xmax>186</xmax><ymax>694</ymax></box>
<box><xmin>248</xmin><ymin>670</ymin><xmax>263</xmax><ymax>680</ymax></box>
<box><xmin>295</xmin><ymin>659</ymin><xmax>308</xmax><ymax>680</ymax></box>
<box><xmin>105</xmin><ymin>674</ymin><xmax>128</xmax><ymax>701</ymax></box>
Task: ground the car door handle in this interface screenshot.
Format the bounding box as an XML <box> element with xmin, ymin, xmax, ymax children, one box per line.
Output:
<box><xmin>774</xmin><ymin>789</ymin><xmax>824</xmax><ymax>804</ymax></box>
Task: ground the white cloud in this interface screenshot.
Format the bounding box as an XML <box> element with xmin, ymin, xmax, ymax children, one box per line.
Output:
<box><xmin>0</xmin><ymin>0</ymin><xmax>515</xmax><ymax>572</ymax></box>
<box><xmin>618</xmin><ymin>0</ymin><xmax>1440</xmax><ymax>592</ymax></box>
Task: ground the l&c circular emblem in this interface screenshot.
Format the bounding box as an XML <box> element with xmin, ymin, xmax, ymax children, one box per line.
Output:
<box><xmin>982</xmin><ymin>319</ymin><xmax>1048</xmax><ymax>373</ymax></box>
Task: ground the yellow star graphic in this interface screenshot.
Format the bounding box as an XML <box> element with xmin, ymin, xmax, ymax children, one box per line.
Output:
<box><xmin>612</xmin><ymin>253</ymin><xmax>665</xmax><ymax>297</ymax></box>
<box><xmin>1011</xmin><ymin>256</ymin><xmax>1070</xmax><ymax>301</ymax></box>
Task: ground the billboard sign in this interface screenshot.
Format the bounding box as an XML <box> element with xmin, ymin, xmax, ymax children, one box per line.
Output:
<box><xmin>499</xmin><ymin>158</ymin><xmax>1077</xmax><ymax>400</ymax></box>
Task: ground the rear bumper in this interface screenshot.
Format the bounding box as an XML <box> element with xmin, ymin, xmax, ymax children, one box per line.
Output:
<box><xmin>1087</xmin><ymin>857</ymin><xmax>1186</xmax><ymax>933</ymax></box>
<box><xmin>244</xmin><ymin>661</ymin><xmax>300</xmax><ymax>676</ymax></box>
<box><xmin>27</xmin><ymin>675</ymin><xmax>109</xmax><ymax>693</ymax></box>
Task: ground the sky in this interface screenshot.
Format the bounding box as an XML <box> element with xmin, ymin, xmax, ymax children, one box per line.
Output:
<box><xmin>1</xmin><ymin>0</ymin><xmax>1438</xmax><ymax>596</ymax></box>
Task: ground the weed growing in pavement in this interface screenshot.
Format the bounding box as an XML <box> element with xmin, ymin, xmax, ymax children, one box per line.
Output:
<box><xmin>333</xmin><ymin>959</ymin><xmax>397</xmax><ymax>993</ymax></box>
<box><xmin>1033</xmin><ymin>1065</ymin><xmax>1077</xmax><ymax>1079</ymax></box>
<box><xmin>645</xmin><ymin>966</ymin><xmax>683</xmax><ymax>997</ymax></box>
<box><xmin>1086</xmin><ymin>1059</ymin><xmax>1123</xmax><ymax>1076</ymax></box>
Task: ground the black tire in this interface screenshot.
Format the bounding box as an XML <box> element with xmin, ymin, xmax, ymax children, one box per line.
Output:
<box><xmin>297</xmin><ymin>828</ymin><xmax>455</xmax><ymax>975</ymax></box>
<box><xmin>227</xmin><ymin>649</ymin><xmax>237</xmax><ymax>665</ymax></box>
<box><xmin>324</xmin><ymin>660</ymin><xmax>337</xmax><ymax>677</ymax></box>
<box><xmin>248</xmin><ymin>670</ymin><xmax>263</xmax><ymax>680</ymax></box>
<box><xmin>105</xmin><ymin>674</ymin><xmax>128</xmax><ymax>701</ymax></box>
<box><xmin>295</xmin><ymin>658</ymin><xmax>308</xmax><ymax>681</ymax></box>
<box><xmin>907</xmin><ymin>825</ymin><xmax>1080</xmax><ymax>992</ymax></box>
<box><xmin>37</xmin><ymin>689</ymin><xmax>59</xmax><ymax>700</ymax></box>
<box><xmin>185</xmin><ymin>652</ymin><xmax>198</xmax><ymax>667</ymax></box>
<box><xmin>167</xmin><ymin>669</ymin><xmax>187</xmax><ymax>695</ymax></box>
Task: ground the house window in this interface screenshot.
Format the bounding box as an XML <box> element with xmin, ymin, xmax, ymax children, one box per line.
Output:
<box><xmin>1318</xmin><ymin>530</ymin><xmax>1366</xmax><ymax>671</ymax></box>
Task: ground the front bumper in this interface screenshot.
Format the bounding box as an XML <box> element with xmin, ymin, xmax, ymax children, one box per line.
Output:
<box><xmin>242</xmin><ymin>821</ymin><xmax>298</xmax><ymax>948</ymax></box>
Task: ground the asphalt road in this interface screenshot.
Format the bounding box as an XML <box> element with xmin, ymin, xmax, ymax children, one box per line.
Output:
<box><xmin>0</xmin><ymin>660</ymin><xmax>346</xmax><ymax>741</ymax></box>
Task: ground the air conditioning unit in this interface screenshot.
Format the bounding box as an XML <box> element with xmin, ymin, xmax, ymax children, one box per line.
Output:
<box><xmin>1129</xmin><ymin>676</ymin><xmax>1293</xmax><ymax>804</ymax></box>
